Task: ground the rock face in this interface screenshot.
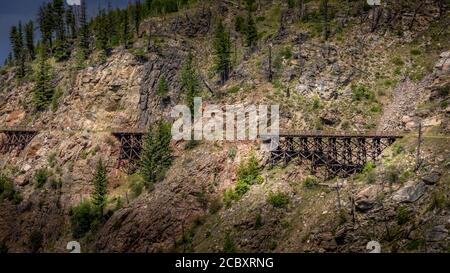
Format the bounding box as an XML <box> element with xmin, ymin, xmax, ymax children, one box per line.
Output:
<box><xmin>95</xmin><ymin>147</ymin><xmax>234</xmax><ymax>252</ymax></box>
<box><xmin>355</xmin><ymin>185</ymin><xmax>379</xmax><ymax>211</ymax></box>
<box><xmin>392</xmin><ymin>181</ymin><xmax>426</xmax><ymax>203</ymax></box>
<box><xmin>137</xmin><ymin>42</ymin><xmax>186</xmax><ymax>128</ymax></box>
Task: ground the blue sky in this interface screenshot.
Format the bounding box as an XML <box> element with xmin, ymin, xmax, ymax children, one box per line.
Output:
<box><xmin>0</xmin><ymin>0</ymin><xmax>130</xmax><ymax>63</ymax></box>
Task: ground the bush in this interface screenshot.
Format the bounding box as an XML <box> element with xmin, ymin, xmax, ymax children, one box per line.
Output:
<box><xmin>0</xmin><ymin>174</ymin><xmax>22</xmax><ymax>204</ymax></box>
<box><xmin>29</xmin><ymin>230</ymin><xmax>43</xmax><ymax>253</ymax></box>
<box><xmin>223</xmin><ymin>233</ymin><xmax>236</xmax><ymax>253</ymax></box>
<box><xmin>254</xmin><ymin>213</ymin><xmax>263</xmax><ymax>229</ymax></box>
<box><xmin>223</xmin><ymin>188</ymin><xmax>238</xmax><ymax>208</ymax></box>
<box><xmin>35</xmin><ymin>168</ymin><xmax>49</xmax><ymax>188</ymax></box>
<box><xmin>363</xmin><ymin>162</ymin><xmax>376</xmax><ymax>173</ymax></box>
<box><xmin>386</xmin><ymin>165</ymin><xmax>400</xmax><ymax>184</ymax></box>
<box><xmin>267</xmin><ymin>192</ymin><xmax>289</xmax><ymax>208</ymax></box>
<box><xmin>235</xmin><ymin>153</ymin><xmax>263</xmax><ymax>196</ymax></box>
<box><xmin>396</xmin><ymin>206</ymin><xmax>411</xmax><ymax>225</ymax></box>
<box><xmin>69</xmin><ymin>200</ymin><xmax>100</xmax><ymax>239</ymax></box>
<box><xmin>209</xmin><ymin>197</ymin><xmax>223</xmax><ymax>214</ymax></box>
<box><xmin>392</xmin><ymin>57</ymin><xmax>404</xmax><ymax>66</ymax></box>
<box><xmin>303</xmin><ymin>176</ymin><xmax>319</xmax><ymax>189</ymax></box>
<box><xmin>352</xmin><ymin>85</ymin><xmax>374</xmax><ymax>101</ymax></box>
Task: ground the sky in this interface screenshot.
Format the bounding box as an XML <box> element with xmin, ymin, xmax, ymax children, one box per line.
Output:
<box><xmin>0</xmin><ymin>0</ymin><xmax>131</xmax><ymax>63</ymax></box>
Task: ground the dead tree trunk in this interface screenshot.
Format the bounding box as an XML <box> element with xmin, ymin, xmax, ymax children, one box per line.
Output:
<box><xmin>322</xmin><ymin>0</ymin><xmax>329</xmax><ymax>41</ymax></box>
<box><xmin>268</xmin><ymin>45</ymin><xmax>273</xmax><ymax>82</ymax></box>
<box><xmin>415</xmin><ymin>121</ymin><xmax>422</xmax><ymax>171</ymax></box>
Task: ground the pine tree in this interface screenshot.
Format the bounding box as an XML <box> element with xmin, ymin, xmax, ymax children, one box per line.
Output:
<box><xmin>38</xmin><ymin>4</ymin><xmax>54</xmax><ymax>50</ymax></box>
<box><xmin>66</xmin><ymin>6</ymin><xmax>77</xmax><ymax>40</ymax></box>
<box><xmin>9</xmin><ymin>23</ymin><xmax>25</xmax><ymax>78</ymax></box>
<box><xmin>180</xmin><ymin>51</ymin><xmax>200</xmax><ymax>113</ymax></box>
<box><xmin>140</xmin><ymin>121</ymin><xmax>173</xmax><ymax>189</ymax></box>
<box><xmin>92</xmin><ymin>160</ymin><xmax>108</xmax><ymax>214</ymax></box>
<box><xmin>133</xmin><ymin>0</ymin><xmax>142</xmax><ymax>36</ymax></box>
<box><xmin>79</xmin><ymin>0</ymin><xmax>90</xmax><ymax>58</ymax></box>
<box><xmin>122</xmin><ymin>8</ymin><xmax>132</xmax><ymax>49</ymax></box>
<box><xmin>156</xmin><ymin>75</ymin><xmax>169</xmax><ymax>96</ymax></box>
<box><xmin>245</xmin><ymin>12</ymin><xmax>258</xmax><ymax>51</ymax></box>
<box><xmin>52</xmin><ymin>0</ymin><xmax>65</xmax><ymax>42</ymax></box>
<box><xmin>25</xmin><ymin>21</ymin><xmax>35</xmax><ymax>60</ymax></box>
<box><xmin>145</xmin><ymin>0</ymin><xmax>153</xmax><ymax>16</ymax></box>
<box><xmin>52</xmin><ymin>0</ymin><xmax>69</xmax><ymax>60</ymax></box>
<box><xmin>95</xmin><ymin>9</ymin><xmax>109</xmax><ymax>57</ymax></box>
<box><xmin>213</xmin><ymin>19</ymin><xmax>232</xmax><ymax>85</ymax></box>
<box><xmin>33</xmin><ymin>48</ymin><xmax>54</xmax><ymax>111</ymax></box>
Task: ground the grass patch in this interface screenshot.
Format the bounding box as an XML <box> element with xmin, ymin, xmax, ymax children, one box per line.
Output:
<box><xmin>267</xmin><ymin>192</ymin><xmax>289</xmax><ymax>208</ymax></box>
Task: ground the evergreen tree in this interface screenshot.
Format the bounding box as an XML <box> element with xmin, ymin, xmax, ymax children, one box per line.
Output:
<box><xmin>38</xmin><ymin>4</ymin><xmax>54</xmax><ymax>50</ymax></box>
<box><xmin>33</xmin><ymin>48</ymin><xmax>54</xmax><ymax>111</ymax></box>
<box><xmin>95</xmin><ymin>9</ymin><xmax>109</xmax><ymax>57</ymax></box>
<box><xmin>25</xmin><ymin>21</ymin><xmax>35</xmax><ymax>60</ymax></box>
<box><xmin>213</xmin><ymin>19</ymin><xmax>232</xmax><ymax>85</ymax></box>
<box><xmin>156</xmin><ymin>75</ymin><xmax>169</xmax><ymax>96</ymax></box>
<box><xmin>180</xmin><ymin>51</ymin><xmax>200</xmax><ymax>113</ymax></box>
<box><xmin>145</xmin><ymin>0</ymin><xmax>153</xmax><ymax>15</ymax></box>
<box><xmin>133</xmin><ymin>0</ymin><xmax>142</xmax><ymax>36</ymax></box>
<box><xmin>52</xmin><ymin>0</ymin><xmax>66</xmax><ymax>42</ymax></box>
<box><xmin>92</xmin><ymin>160</ymin><xmax>108</xmax><ymax>214</ymax></box>
<box><xmin>140</xmin><ymin>121</ymin><xmax>173</xmax><ymax>189</ymax></box>
<box><xmin>9</xmin><ymin>23</ymin><xmax>25</xmax><ymax>77</ymax></box>
<box><xmin>245</xmin><ymin>0</ymin><xmax>256</xmax><ymax>12</ymax></box>
<box><xmin>245</xmin><ymin>12</ymin><xmax>258</xmax><ymax>51</ymax></box>
<box><xmin>79</xmin><ymin>0</ymin><xmax>90</xmax><ymax>58</ymax></box>
<box><xmin>66</xmin><ymin>6</ymin><xmax>77</xmax><ymax>40</ymax></box>
<box><xmin>121</xmin><ymin>8</ymin><xmax>132</xmax><ymax>49</ymax></box>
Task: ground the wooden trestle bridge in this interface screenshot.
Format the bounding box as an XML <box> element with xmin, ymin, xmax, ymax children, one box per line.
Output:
<box><xmin>0</xmin><ymin>128</ymin><xmax>403</xmax><ymax>177</ymax></box>
<box><xmin>263</xmin><ymin>131</ymin><xmax>403</xmax><ymax>177</ymax></box>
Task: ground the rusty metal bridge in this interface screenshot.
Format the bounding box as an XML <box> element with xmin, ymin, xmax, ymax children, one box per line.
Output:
<box><xmin>0</xmin><ymin>127</ymin><xmax>403</xmax><ymax>177</ymax></box>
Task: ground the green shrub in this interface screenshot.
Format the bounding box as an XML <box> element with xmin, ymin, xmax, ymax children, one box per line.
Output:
<box><xmin>303</xmin><ymin>176</ymin><xmax>319</xmax><ymax>189</ymax></box>
<box><xmin>392</xmin><ymin>57</ymin><xmax>404</xmax><ymax>66</ymax></box>
<box><xmin>35</xmin><ymin>168</ymin><xmax>49</xmax><ymax>188</ymax></box>
<box><xmin>29</xmin><ymin>230</ymin><xmax>43</xmax><ymax>253</ymax></box>
<box><xmin>234</xmin><ymin>152</ymin><xmax>263</xmax><ymax>197</ymax></box>
<box><xmin>386</xmin><ymin>165</ymin><xmax>400</xmax><ymax>184</ymax></box>
<box><xmin>0</xmin><ymin>242</ymin><xmax>8</xmax><ymax>253</ymax></box>
<box><xmin>267</xmin><ymin>192</ymin><xmax>289</xmax><ymax>208</ymax></box>
<box><xmin>69</xmin><ymin>200</ymin><xmax>100</xmax><ymax>239</ymax></box>
<box><xmin>352</xmin><ymin>85</ymin><xmax>374</xmax><ymax>101</ymax></box>
<box><xmin>228</xmin><ymin>86</ymin><xmax>240</xmax><ymax>94</ymax></box>
<box><xmin>223</xmin><ymin>233</ymin><xmax>236</xmax><ymax>253</ymax></box>
<box><xmin>396</xmin><ymin>206</ymin><xmax>411</xmax><ymax>225</ymax></box>
<box><xmin>392</xmin><ymin>143</ymin><xmax>404</xmax><ymax>155</ymax></box>
<box><xmin>185</xmin><ymin>139</ymin><xmax>200</xmax><ymax>150</ymax></box>
<box><xmin>130</xmin><ymin>180</ymin><xmax>144</xmax><ymax>199</ymax></box>
<box><xmin>363</xmin><ymin>162</ymin><xmax>376</xmax><ymax>173</ymax></box>
<box><xmin>254</xmin><ymin>213</ymin><xmax>263</xmax><ymax>229</ymax></box>
<box><xmin>0</xmin><ymin>174</ymin><xmax>22</xmax><ymax>204</ymax></box>
<box><xmin>410</xmin><ymin>49</ymin><xmax>421</xmax><ymax>56</ymax></box>
<box><xmin>209</xmin><ymin>197</ymin><xmax>223</xmax><ymax>214</ymax></box>
<box><xmin>406</xmin><ymin>239</ymin><xmax>423</xmax><ymax>250</ymax></box>
<box><xmin>228</xmin><ymin>148</ymin><xmax>237</xmax><ymax>159</ymax></box>
<box><xmin>223</xmin><ymin>188</ymin><xmax>238</xmax><ymax>208</ymax></box>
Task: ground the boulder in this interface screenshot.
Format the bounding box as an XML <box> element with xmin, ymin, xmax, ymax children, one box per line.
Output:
<box><xmin>355</xmin><ymin>185</ymin><xmax>379</xmax><ymax>211</ymax></box>
<box><xmin>426</xmin><ymin>225</ymin><xmax>448</xmax><ymax>242</ymax></box>
<box><xmin>422</xmin><ymin>172</ymin><xmax>441</xmax><ymax>185</ymax></box>
<box><xmin>392</xmin><ymin>181</ymin><xmax>426</xmax><ymax>203</ymax></box>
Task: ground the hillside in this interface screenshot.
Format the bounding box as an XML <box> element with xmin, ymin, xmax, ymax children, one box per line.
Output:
<box><xmin>0</xmin><ymin>0</ymin><xmax>449</xmax><ymax>253</ymax></box>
